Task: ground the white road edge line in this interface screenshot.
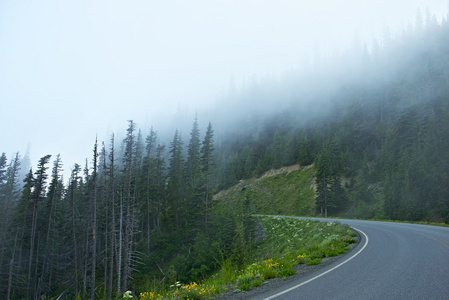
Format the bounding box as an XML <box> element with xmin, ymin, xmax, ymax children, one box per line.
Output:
<box><xmin>264</xmin><ymin>227</ymin><xmax>369</xmax><ymax>300</ymax></box>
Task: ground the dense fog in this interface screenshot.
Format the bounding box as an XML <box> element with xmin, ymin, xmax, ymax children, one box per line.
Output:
<box><xmin>2</xmin><ymin>2</ymin><xmax>449</xmax><ymax>299</ymax></box>
<box><xmin>0</xmin><ymin>0</ymin><xmax>447</xmax><ymax>172</ymax></box>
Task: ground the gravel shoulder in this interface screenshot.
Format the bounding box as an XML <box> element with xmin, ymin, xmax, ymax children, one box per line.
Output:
<box><xmin>214</xmin><ymin>230</ymin><xmax>361</xmax><ymax>300</ymax></box>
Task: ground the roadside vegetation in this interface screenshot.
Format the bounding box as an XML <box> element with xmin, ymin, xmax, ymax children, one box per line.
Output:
<box><xmin>2</xmin><ymin>9</ymin><xmax>449</xmax><ymax>299</ymax></box>
<box><xmin>214</xmin><ymin>165</ymin><xmax>316</xmax><ymax>217</ymax></box>
<box><xmin>137</xmin><ymin>216</ymin><xmax>356</xmax><ymax>299</ymax></box>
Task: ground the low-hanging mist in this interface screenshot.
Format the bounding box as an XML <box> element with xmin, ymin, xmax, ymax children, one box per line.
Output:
<box><xmin>1</xmin><ymin>4</ymin><xmax>449</xmax><ymax>299</ymax></box>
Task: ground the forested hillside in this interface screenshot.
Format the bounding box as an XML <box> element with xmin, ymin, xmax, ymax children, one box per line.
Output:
<box><xmin>1</xmin><ymin>10</ymin><xmax>449</xmax><ymax>300</ymax></box>
<box><xmin>215</xmin><ymin>13</ymin><xmax>449</xmax><ymax>222</ymax></box>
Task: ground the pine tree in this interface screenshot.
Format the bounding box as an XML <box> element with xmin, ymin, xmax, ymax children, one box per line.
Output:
<box><xmin>90</xmin><ymin>139</ymin><xmax>98</xmax><ymax>300</ymax></box>
<box><xmin>1</xmin><ymin>153</ymin><xmax>20</xmax><ymax>299</ymax></box>
<box><xmin>200</xmin><ymin>122</ymin><xmax>215</xmax><ymax>228</ymax></box>
<box><xmin>68</xmin><ymin>163</ymin><xmax>82</xmax><ymax>297</ymax></box>
<box><xmin>98</xmin><ymin>141</ymin><xmax>109</xmax><ymax>298</ymax></box>
<box><xmin>0</xmin><ymin>153</ymin><xmax>20</xmax><ymax>279</ymax></box>
<box><xmin>27</xmin><ymin>154</ymin><xmax>51</xmax><ymax>298</ymax></box>
<box><xmin>107</xmin><ymin>134</ymin><xmax>116</xmax><ymax>300</ymax></box>
<box><xmin>8</xmin><ymin>169</ymin><xmax>34</xmax><ymax>299</ymax></box>
<box><xmin>167</xmin><ymin>130</ymin><xmax>184</xmax><ymax>228</ymax></box>
<box><xmin>184</xmin><ymin>117</ymin><xmax>202</xmax><ymax>231</ymax></box>
<box><xmin>4</xmin><ymin>152</ymin><xmax>21</xmax><ymax>205</ymax></box>
<box><xmin>154</xmin><ymin>144</ymin><xmax>166</xmax><ymax>235</ymax></box>
<box><xmin>38</xmin><ymin>154</ymin><xmax>63</xmax><ymax>296</ymax></box>
<box><xmin>142</xmin><ymin>128</ymin><xmax>158</xmax><ymax>252</ymax></box>
<box><xmin>120</xmin><ymin>121</ymin><xmax>137</xmax><ymax>293</ymax></box>
<box><xmin>185</xmin><ymin>116</ymin><xmax>201</xmax><ymax>189</ymax></box>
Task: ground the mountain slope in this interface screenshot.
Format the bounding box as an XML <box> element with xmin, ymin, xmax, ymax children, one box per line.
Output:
<box><xmin>214</xmin><ymin>164</ymin><xmax>316</xmax><ymax>216</ymax></box>
<box><xmin>213</xmin><ymin>17</ymin><xmax>449</xmax><ymax>223</ymax></box>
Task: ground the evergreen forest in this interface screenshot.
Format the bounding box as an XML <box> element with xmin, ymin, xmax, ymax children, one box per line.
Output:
<box><xmin>1</xmin><ymin>10</ymin><xmax>449</xmax><ymax>299</ymax></box>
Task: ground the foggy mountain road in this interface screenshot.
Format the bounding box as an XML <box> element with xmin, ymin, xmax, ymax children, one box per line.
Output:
<box><xmin>250</xmin><ymin>219</ymin><xmax>449</xmax><ymax>300</ymax></box>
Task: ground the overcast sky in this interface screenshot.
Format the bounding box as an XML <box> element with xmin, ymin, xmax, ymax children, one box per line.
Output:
<box><xmin>0</xmin><ymin>0</ymin><xmax>448</xmax><ymax>175</ymax></box>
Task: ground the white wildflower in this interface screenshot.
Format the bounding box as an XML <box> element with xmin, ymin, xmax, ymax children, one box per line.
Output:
<box><xmin>123</xmin><ymin>290</ymin><xmax>133</xmax><ymax>299</ymax></box>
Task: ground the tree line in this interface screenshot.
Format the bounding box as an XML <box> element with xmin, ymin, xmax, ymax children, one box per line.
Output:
<box><xmin>0</xmin><ymin>118</ymin><xmax>221</xmax><ymax>299</ymax></box>
<box><xmin>2</xmin><ymin>8</ymin><xmax>449</xmax><ymax>299</ymax></box>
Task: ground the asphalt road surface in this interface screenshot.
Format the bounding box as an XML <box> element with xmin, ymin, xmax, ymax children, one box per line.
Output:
<box><xmin>249</xmin><ymin>218</ymin><xmax>449</xmax><ymax>300</ymax></box>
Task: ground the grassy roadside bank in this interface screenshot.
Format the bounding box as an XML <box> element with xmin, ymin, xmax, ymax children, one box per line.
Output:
<box><xmin>137</xmin><ymin>216</ymin><xmax>356</xmax><ymax>300</ymax></box>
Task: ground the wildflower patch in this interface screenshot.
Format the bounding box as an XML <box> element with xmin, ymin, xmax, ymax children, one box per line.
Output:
<box><xmin>138</xmin><ymin>216</ymin><xmax>357</xmax><ymax>299</ymax></box>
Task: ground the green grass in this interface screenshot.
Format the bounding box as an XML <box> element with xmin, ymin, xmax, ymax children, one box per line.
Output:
<box><xmin>233</xmin><ymin>216</ymin><xmax>356</xmax><ymax>292</ymax></box>
<box><xmin>215</xmin><ymin>164</ymin><xmax>316</xmax><ymax>216</ymax></box>
<box><xmin>136</xmin><ymin>216</ymin><xmax>356</xmax><ymax>299</ymax></box>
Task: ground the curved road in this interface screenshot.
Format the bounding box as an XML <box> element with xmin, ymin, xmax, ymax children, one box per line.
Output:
<box><xmin>250</xmin><ymin>219</ymin><xmax>449</xmax><ymax>300</ymax></box>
